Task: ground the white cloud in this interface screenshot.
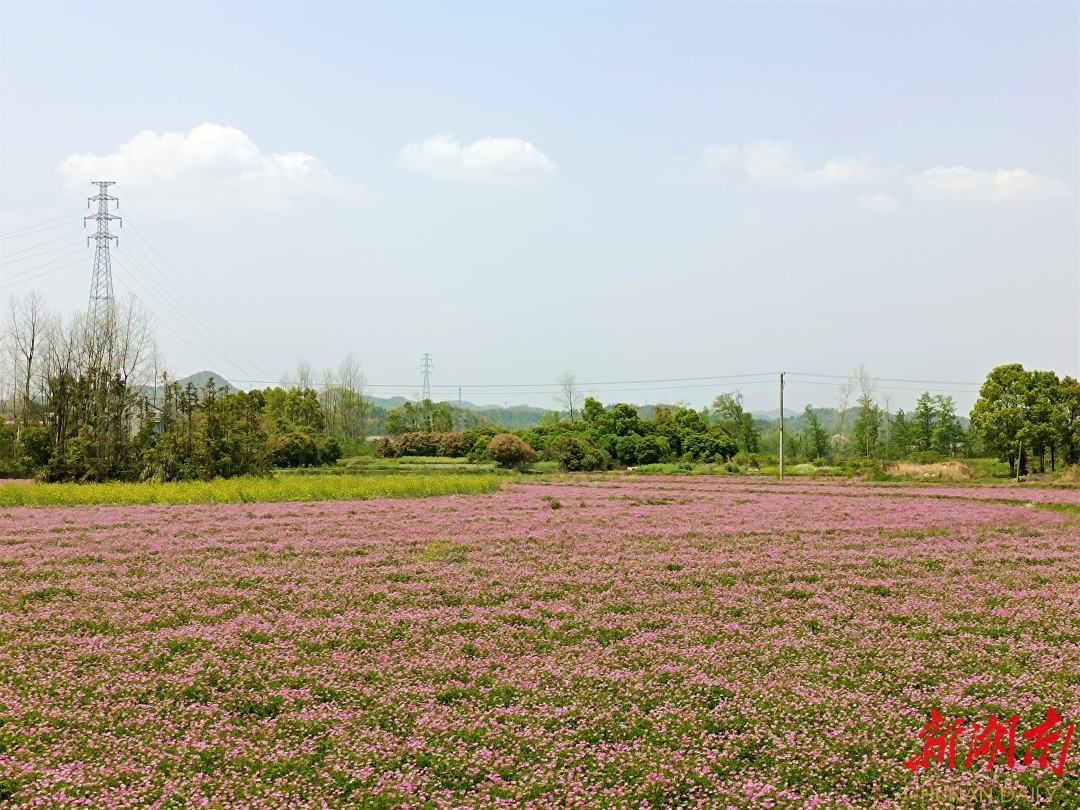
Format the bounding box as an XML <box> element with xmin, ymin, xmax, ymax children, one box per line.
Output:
<box><xmin>705</xmin><ymin>140</ymin><xmax>879</xmax><ymax>189</ymax></box>
<box><xmin>907</xmin><ymin>166</ymin><xmax>1070</xmax><ymax>206</ymax></box>
<box><xmin>745</xmin><ymin>141</ymin><xmax>879</xmax><ymax>189</ymax></box>
<box><xmin>703</xmin><ymin>144</ymin><xmax>741</xmax><ymax>169</ymax></box>
<box><xmin>397</xmin><ymin>134</ymin><xmax>555</xmax><ymax>185</ymax></box>
<box><xmin>859</xmin><ymin>193</ymin><xmax>903</xmax><ymax>214</ymax></box>
<box><xmin>57</xmin><ymin>122</ymin><xmax>368</xmax><ymax>216</ymax></box>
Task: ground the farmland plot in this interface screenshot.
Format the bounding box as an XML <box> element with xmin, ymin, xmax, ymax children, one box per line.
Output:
<box><xmin>0</xmin><ymin>478</ymin><xmax>1077</xmax><ymax>808</ymax></box>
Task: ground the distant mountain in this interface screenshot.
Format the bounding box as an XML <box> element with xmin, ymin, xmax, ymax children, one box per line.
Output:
<box><xmin>368</xmin><ymin>395</ymin><xmax>411</xmax><ymax>410</ymax></box>
<box><xmin>142</xmin><ymin>370</ymin><xmax>235</xmax><ymax>404</ymax></box>
<box><xmin>178</xmin><ymin>371</ymin><xmax>236</xmax><ymax>392</ymax></box>
<box><xmin>751</xmin><ymin>408</ymin><xmax>800</xmax><ymax>421</ymax></box>
<box><xmin>364</xmin><ymin>396</ymin><xmax>553</xmax><ymax>430</ymax></box>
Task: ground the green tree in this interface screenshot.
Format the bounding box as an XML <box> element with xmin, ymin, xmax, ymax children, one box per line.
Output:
<box><xmin>888</xmin><ymin>409</ymin><xmax>913</xmax><ymax>459</ymax></box>
<box><xmin>385</xmin><ymin>402</ymin><xmax>421</xmax><ymax>436</ymax></box>
<box><xmin>712</xmin><ymin>391</ymin><xmax>760</xmax><ymax>454</ymax></box>
<box><xmin>913</xmin><ymin>392</ymin><xmax>936</xmax><ymax>453</ymax></box>
<box><xmin>970</xmin><ymin>364</ymin><xmax>1030</xmax><ymax>476</ymax></box>
<box><xmin>1057</xmin><ymin>376</ymin><xmax>1080</xmax><ymax>467</ymax></box>
<box><xmin>582</xmin><ymin>396</ymin><xmax>606</xmax><ymax>426</ymax></box>
<box><xmin>545</xmin><ymin>435</ymin><xmax>610</xmax><ymax>471</ymax></box>
<box><xmin>800</xmin><ymin>404</ymin><xmax>831</xmax><ymax>460</ymax></box>
<box><xmin>851</xmin><ymin>394</ymin><xmax>881</xmax><ymax>459</ymax></box>
<box><xmin>931</xmin><ymin>396</ymin><xmax>964</xmax><ymax>457</ymax></box>
<box><xmin>15</xmin><ymin>425</ymin><xmax>51</xmax><ymax>471</ymax></box>
<box><xmin>1022</xmin><ymin>370</ymin><xmax>1060</xmax><ymax>472</ymax></box>
<box><xmin>608</xmin><ymin>403</ymin><xmax>644</xmax><ymax>437</ymax></box>
<box><xmin>485</xmin><ymin>433</ymin><xmax>536</xmax><ymax>469</ymax></box>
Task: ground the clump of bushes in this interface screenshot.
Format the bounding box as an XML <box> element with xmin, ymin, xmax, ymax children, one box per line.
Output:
<box><xmin>485</xmin><ymin>434</ymin><xmax>537</xmax><ymax>470</ymax></box>
<box><xmin>544</xmin><ymin>435</ymin><xmax>610</xmax><ymax>471</ymax></box>
<box><xmin>375</xmin><ymin>428</ymin><xmax>503</xmax><ymax>461</ymax></box>
<box><xmin>268</xmin><ymin>428</ymin><xmax>341</xmax><ymax>468</ymax></box>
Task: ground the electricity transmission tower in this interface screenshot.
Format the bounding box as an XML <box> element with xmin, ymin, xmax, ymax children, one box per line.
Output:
<box><xmin>421</xmin><ymin>353</ymin><xmax>432</xmax><ymax>401</ymax></box>
<box><xmin>85</xmin><ymin>181</ymin><xmax>121</xmax><ymax>342</ymax></box>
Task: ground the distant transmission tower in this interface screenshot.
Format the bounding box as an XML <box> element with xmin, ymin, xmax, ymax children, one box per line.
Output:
<box><xmin>420</xmin><ymin>353</ymin><xmax>433</xmax><ymax>401</ymax></box>
<box><xmin>85</xmin><ymin>181</ymin><xmax>121</xmax><ymax>337</ymax></box>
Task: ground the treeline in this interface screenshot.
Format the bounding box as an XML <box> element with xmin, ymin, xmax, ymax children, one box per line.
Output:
<box><xmin>0</xmin><ymin>291</ymin><xmax>528</xmax><ymax>481</ymax></box>
<box><xmin>376</xmin><ymin>394</ymin><xmax>757</xmax><ymax>470</ymax></box>
<box><xmin>4</xmin><ymin>292</ymin><xmax>1077</xmax><ymax>481</ymax></box>
<box><xmin>0</xmin><ymin>293</ymin><xmax>356</xmax><ymax>481</ymax></box>
<box><xmin>16</xmin><ymin>376</ymin><xmax>345</xmax><ymax>482</ymax></box>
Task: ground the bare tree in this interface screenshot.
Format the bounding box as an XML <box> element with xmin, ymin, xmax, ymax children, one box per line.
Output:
<box><xmin>110</xmin><ymin>295</ymin><xmax>156</xmax><ymax>388</ymax></box>
<box><xmin>319</xmin><ymin>366</ymin><xmax>337</xmax><ymax>435</ymax></box>
<box><xmin>338</xmin><ymin>351</ymin><xmax>370</xmax><ymax>445</ymax></box>
<box><xmin>149</xmin><ymin>343</ymin><xmax>168</xmax><ymax>409</ymax></box>
<box><xmin>38</xmin><ymin>296</ymin><xmax>158</xmax><ymax>475</ymax></box>
<box><xmin>833</xmin><ymin>377</ymin><xmax>854</xmax><ymax>450</ymax></box>
<box><xmin>853</xmin><ymin>362</ymin><xmax>876</xmax><ymax>405</ymax></box>
<box><xmin>6</xmin><ymin>291</ymin><xmax>49</xmax><ymax>429</ymax></box>
<box><xmin>851</xmin><ymin>362</ymin><xmax>881</xmax><ymax>459</ymax></box>
<box><xmin>295</xmin><ymin>359</ymin><xmax>313</xmax><ymax>392</ymax></box>
<box><xmin>556</xmin><ymin>369</ymin><xmax>582</xmax><ymax>423</ymax></box>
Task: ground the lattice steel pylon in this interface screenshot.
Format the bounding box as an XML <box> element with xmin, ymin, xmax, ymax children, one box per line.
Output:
<box><xmin>85</xmin><ymin>181</ymin><xmax>121</xmax><ymax>349</ymax></box>
<box><xmin>421</xmin><ymin>353</ymin><xmax>432</xmax><ymax>401</ymax></box>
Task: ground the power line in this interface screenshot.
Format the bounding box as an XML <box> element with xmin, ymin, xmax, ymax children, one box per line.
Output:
<box><xmin>0</xmin><ymin>229</ymin><xmax>84</xmax><ymax>260</ymax></box>
<box><xmin>0</xmin><ymin>186</ymin><xmax>85</xmax><ymax>212</ymax></box>
<box><xmin>119</xmin><ymin>191</ymin><xmax>296</xmax><ymax>358</ymax></box>
<box><xmin>111</xmin><ymin>251</ymin><xmax>267</xmax><ymax>384</ymax></box>
<box><xmin>786</xmin><ymin>377</ymin><xmax>978</xmax><ymax>394</ymax></box>
<box><xmin>0</xmin><ymin>214</ymin><xmax>84</xmax><ymax>240</ymax></box>
<box><xmin>116</xmin><ymin>216</ymin><xmax>283</xmax><ymax>380</ymax></box>
<box><xmin>0</xmin><ymin>258</ymin><xmax>88</xmax><ymax>289</ymax></box>
<box><xmin>0</xmin><ymin>240</ymin><xmax>85</xmax><ymax>267</ymax></box>
<box><xmin>115</xmin><ymin>285</ymin><xmax>243</xmax><ymax>378</ymax></box>
<box><xmin>788</xmin><ymin>371</ymin><xmax>980</xmax><ymax>386</ymax></box>
<box><xmin>0</xmin><ymin>246</ymin><xmax>90</xmax><ymax>288</ymax></box>
<box><xmin>113</xmin><ymin>239</ymin><xmax>282</xmax><ymax>381</ymax></box>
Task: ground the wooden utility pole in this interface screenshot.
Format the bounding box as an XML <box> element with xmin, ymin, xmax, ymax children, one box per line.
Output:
<box><xmin>779</xmin><ymin>372</ymin><xmax>785</xmax><ymax>480</ymax></box>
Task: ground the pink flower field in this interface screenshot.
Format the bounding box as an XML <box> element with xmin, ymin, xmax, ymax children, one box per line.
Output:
<box><xmin>1</xmin><ymin>478</ymin><xmax>1078</xmax><ymax>809</ymax></box>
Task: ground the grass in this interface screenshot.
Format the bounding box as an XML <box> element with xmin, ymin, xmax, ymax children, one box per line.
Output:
<box><xmin>342</xmin><ymin>455</ymin><xmax>479</xmax><ymax>466</ymax></box>
<box><xmin>887</xmin><ymin>460</ymin><xmax>976</xmax><ymax>481</ymax></box>
<box><xmin>0</xmin><ymin>473</ymin><xmax>504</xmax><ymax>507</ymax></box>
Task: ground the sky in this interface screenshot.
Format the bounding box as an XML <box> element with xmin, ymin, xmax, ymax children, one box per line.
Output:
<box><xmin>1</xmin><ymin>1</ymin><xmax>1077</xmax><ymax>414</ymax></box>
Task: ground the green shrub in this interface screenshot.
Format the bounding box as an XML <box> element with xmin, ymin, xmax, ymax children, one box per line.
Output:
<box><xmin>615</xmin><ymin>434</ymin><xmax>642</xmax><ymax>466</ymax></box>
<box><xmin>545</xmin><ymin>435</ymin><xmax>610</xmax><ymax>472</ymax></box>
<box><xmin>268</xmin><ymin>428</ymin><xmax>340</xmax><ymax>467</ymax></box>
<box><xmin>733</xmin><ymin>451</ymin><xmax>760</xmax><ymax>468</ymax></box>
<box><xmin>16</xmin><ymin>426</ymin><xmax>51</xmax><ymax>469</ymax></box>
<box><xmin>682</xmin><ymin>431</ymin><xmax>737</xmax><ymax>463</ymax></box>
<box><xmin>637</xmin><ymin>435</ymin><xmax>671</xmax><ymax>465</ymax></box>
<box><xmin>485</xmin><ymin>434</ymin><xmax>537</xmax><ymax>470</ymax></box>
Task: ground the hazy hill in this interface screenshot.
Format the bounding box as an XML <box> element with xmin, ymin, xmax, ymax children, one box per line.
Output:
<box><xmin>142</xmin><ymin>370</ymin><xmax>236</xmax><ymax>403</ymax></box>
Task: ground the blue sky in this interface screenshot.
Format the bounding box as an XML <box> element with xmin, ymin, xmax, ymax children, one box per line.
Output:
<box><xmin>1</xmin><ymin>1</ymin><xmax>1076</xmax><ymax>412</ymax></box>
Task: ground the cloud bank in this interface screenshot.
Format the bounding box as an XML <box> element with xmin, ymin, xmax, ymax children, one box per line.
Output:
<box><xmin>397</xmin><ymin>134</ymin><xmax>555</xmax><ymax>185</ymax></box>
<box><xmin>907</xmin><ymin>166</ymin><xmax>1070</xmax><ymax>206</ymax></box>
<box><xmin>705</xmin><ymin>141</ymin><xmax>879</xmax><ymax>189</ymax></box>
<box><xmin>58</xmin><ymin>123</ymin><xmax>368</xmax><ymax>216</ymax></box>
